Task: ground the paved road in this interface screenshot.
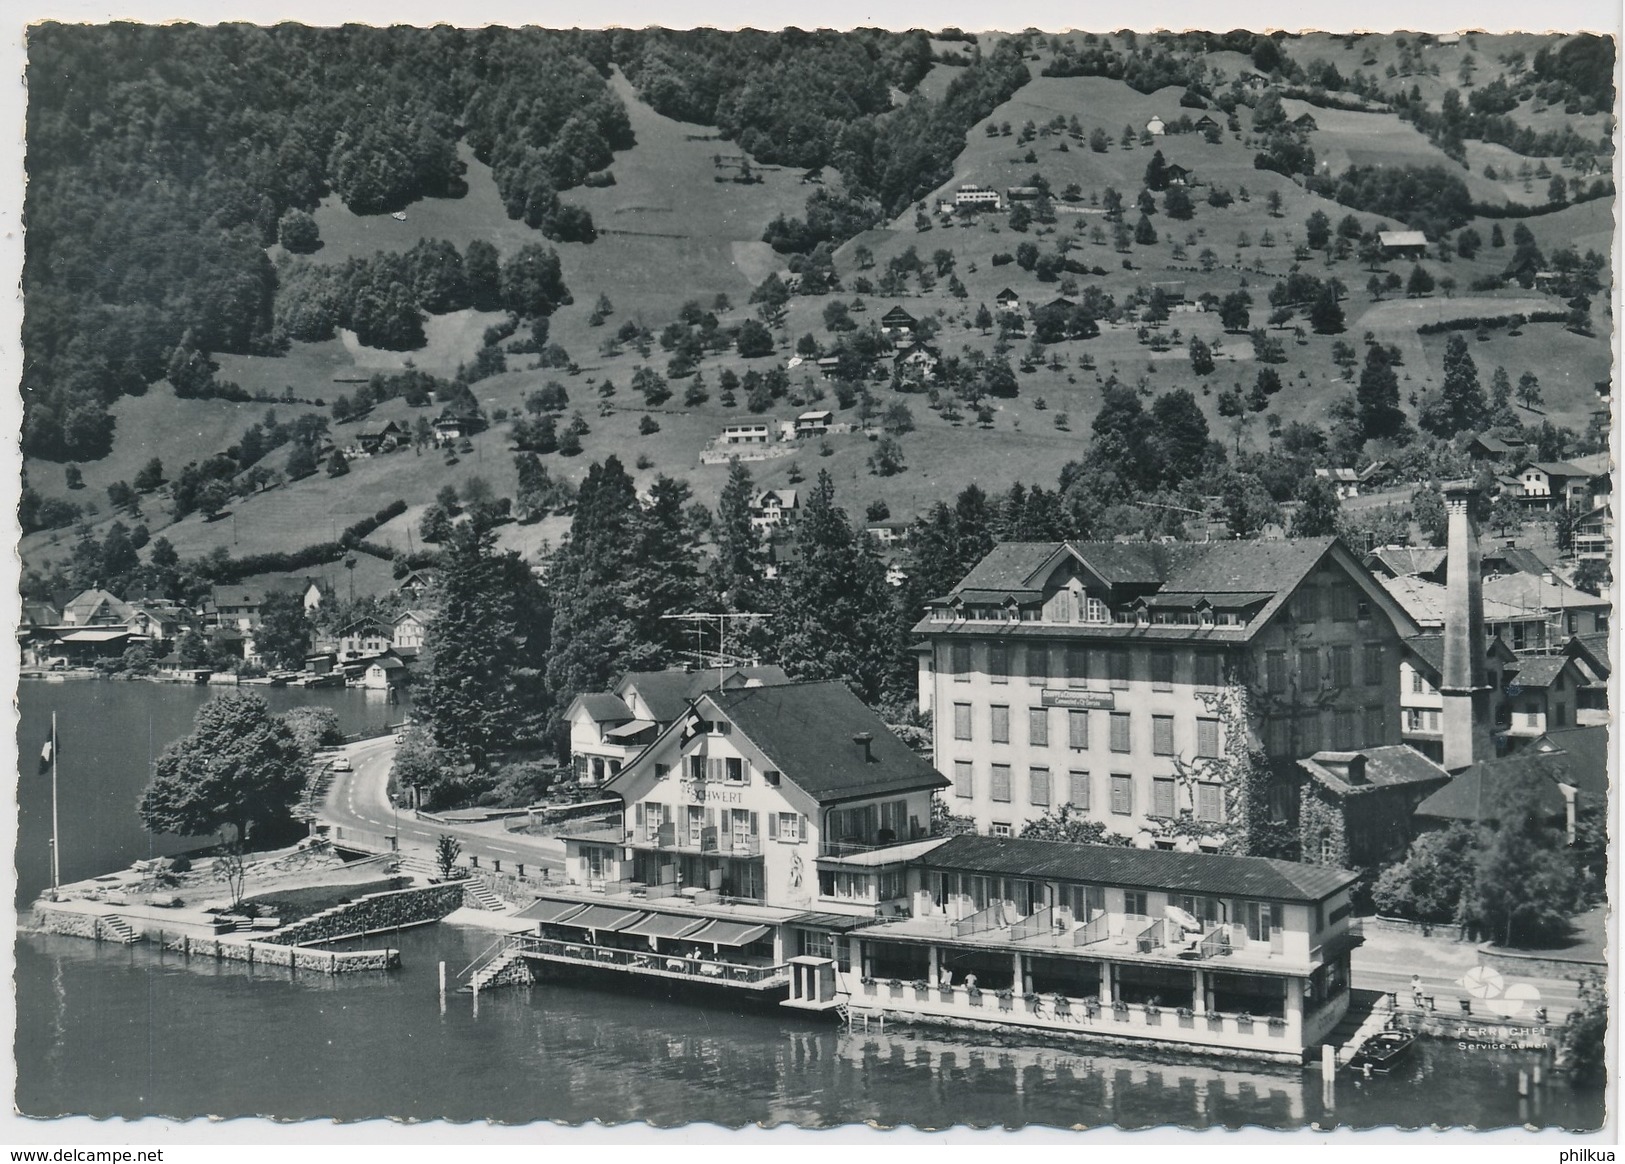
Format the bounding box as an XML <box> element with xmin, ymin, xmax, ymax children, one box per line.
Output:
<box><xmin>318</xmin><ymin>735</ymin><xmax>566</xmax><ymax>879</ymax></box>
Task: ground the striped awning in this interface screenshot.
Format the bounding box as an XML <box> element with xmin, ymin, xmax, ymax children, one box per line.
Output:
<box><xmin>619</xmin><ymin>912</ymin><xmax>710</xmax><ymax>940</ymax></box>
<box><xmin>513</xmin><ymin>899</ymin><xmax>588</xmax><ymax>924</ymax></box>
<box><xmin>687</xmin><ymin>919</ymin><xmax>772</xmax><ymax>947</ymax></box>
<box><xmin>555</xmin><ymin>905</ymin><xmax>646</xmax><ymax>932</ymax></box>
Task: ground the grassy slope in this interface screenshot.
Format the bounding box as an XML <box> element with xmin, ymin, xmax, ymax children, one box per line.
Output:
<box><xmin>23</xmin><ymin>37</ymin><xmax>1613</xmax><ymax>589</ymax></box>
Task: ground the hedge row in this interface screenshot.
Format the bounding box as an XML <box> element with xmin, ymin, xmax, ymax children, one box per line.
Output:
<box><xmin>1467</xmin><ymin>181</ymin><xmax>1614</xmax><ymax>221</ymax></box>
<box><xmin>1416</xmin><ymin>310</ymin><xmax>1568</xmax><ymax>335</ymax></box>
<box><xmin>199</xmin><ymin>499</ymin><xmax>407</xmax><ymax>582</ymax></box>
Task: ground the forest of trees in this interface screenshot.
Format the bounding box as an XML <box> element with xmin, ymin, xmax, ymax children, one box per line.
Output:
<box><xmin>24</xmin><ymin>25</ymin><xmax>617</xmax><ymax>461</ymax></box>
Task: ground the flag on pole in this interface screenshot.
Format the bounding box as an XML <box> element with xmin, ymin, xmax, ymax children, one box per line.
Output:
<box><xmin>39</xmin><ymin>737</ymin><xmax>54</xmax><ymax>775</ymax></box>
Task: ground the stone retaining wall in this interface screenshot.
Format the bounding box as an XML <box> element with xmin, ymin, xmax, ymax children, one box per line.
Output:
<box><xmin>1478</xmin><ymin>944</ymin><xmax>1606</xmax><ymax>981</ymax></box>
<box><xmin>32</xmin><ymin>908</ymin><xmax>105</xmax><ymax>941</ymax></box>
<box><xmin>163</xmin><ymin>934</ymin><xmax>398</xmax><ymax>973</ymax></box>
<box><xmin>258</xmin><ymin>882</ymin><xmax>466</xmax><ymax>946</ymax></box>
<box><xmin>1368</xmin><ymin>915</ymin><xmax>1470</xmax><ymax>943</ymax></box>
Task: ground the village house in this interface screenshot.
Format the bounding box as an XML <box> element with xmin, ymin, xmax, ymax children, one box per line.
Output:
<box><xmin>880</xmin><ymin>307</ymin><xmax>918</xmax><ymax>337</ymax></box>
<box><xmin>1373</xmin><ymin>573</ymin><xmax>1550</xmax><ymax>653</ymax></box>
<box><xmin>1511</xmin><ymin>461</ymin><xmax>1593</xmax><ymax>510</ymax></box>
<box><xmin>865</xmin><ymin>519</ymin><xmax>912</xmax><ymax>548</ymax></box>
<box><xmin>1467</xmin><ymin>432</ymin><xmax>1529</xmax><ymax>463</ymax></box>
<box><xmin>1362</xmin><ymin>546</ymin><xmax>1446</xmax><ymax>581</ymax></box>
<box><xmin>391</xmin><ymin>609</ymin><xmax>432</xmax><ymax>655</ymax></box>
<box><xmin>1312</xmin><ymin>465</ymin><xmax>1384</xmax><ymax>500</ymax></box>
<box><xmin>1144</xmin><ymin>116</ymin><xmax>1166</xmax><ymax>136</ymax></box>
<box><xmin>914</xmin><ymin>537</ymin><xmax>1420</xmax><ymax>846</ymax></box>
<box><xmin>717</xmin><ymin>420</ymin><xmax>774</xmax><ymax>446</ymax></box>
<box><xmin>893</xmin><ymin>343</ymin><xmax>941</xmax><ymax>381</ymax></box>
<box><xmin>954</xmin><ymin>184</ymin><xmax>1002</xmax><ymax>211</ymax></box>
<box><xmin>1006</xmin><ymin>185</ymin><xmax>1042</xmax><ymax>202</ymax></box>
<box><xmin>434</xmin><ymin>407</ymin><xmax>487</xmax><ymax>444</ymax></box>
<box><xmin>1193</xmin><ymin>114</ymin><xmax>1222</xmax><ymax>133</ymax></box>
<box><xmin>397</xmin><ymin>568</ymin><xmax>439</xmax><ymax>601</ymax></box>
<box><xmin>563</xmin><ymin>665</ymin><xmax>791</xmax><ymax>787</ymax></box>
<box><xmin>1162</xmin><ymin>163</ymin><xmax>1193</xmax><ymax>187</ymax></box>
<box><xmin>361</xmin><ymin>652</ymin><xmax>409</xmax><ymax>691</ymax></box>
<box><xmin>206</xmin><ymin>586</ymin><xmax>263</xmax><ymax>631</ymax></box>
<box><xmin>1295</xmin><ymin>747</ymin><xmax>1450</xmax><ymax>868</ymax></box>
<box><xmin>995</xmin><ymin>288</ymin><xmax>1021</xmax><ymax>310</ymax></box>
<box><xmin>1497</xmin><ymin>654</ymin><xmax>1590</xmax><ymax>743</ymax></box>
<box><xmin>266</xmin><ymin>576</ymin><xmax>329</xmax><ymax>613</ymax></box>
<box><xmin>1291</xmin><ymin>112</ymin><xmax>1318</xmax><ymax>131</ymax></box>
<box><xmin>792</xmin><ymin>410</ymin><xmax>833</xmax><ymax>438</ymax></box>
<box><xmin>1562</xmin><ymin>634</ymin><xmax>1611</xmax><ymax>721</ymax></box>
<box><xmin>1237</xmin><ymin>71</ymin><xmax>1272</xmax><ymax>91</ymax></box>
<box><xmin>1480</xmin><ymin>570</ymin><xmax>1610</xmax><ymax>640</ymax></box>
<box><xmin>1376</xmin><ymin>230</ymin><xmax>1429</xmax><ymax>260</ymax></box>
<box><xmin>336</xmin><ymin>616</ymin><xmax>393</xmax><ymax>660</ymax></box>
<box><xmin>1413</xmin><ymin>750</ymin><xmax>1582</xmax><ymax>840</ymax></box>
<box><xmin>356</xmin><ymin>420</ymin><xmax>407</xmax><ymax>454</ymax></box>
<box><xmin>1398</xmin><ymin>634</ymin><xmax>1518</xmax><ymax>762</ymax></box>
<box><xmin>749</xmin><ymin>489</ymin><xmax>800</xmax><ymax>533</ymax></box>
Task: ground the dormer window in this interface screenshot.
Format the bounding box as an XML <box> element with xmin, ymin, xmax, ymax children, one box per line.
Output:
<box><xmin>1085</xmin><ymin>596</ymin><xmax>1109</xmax><ymax>624</ymax></box>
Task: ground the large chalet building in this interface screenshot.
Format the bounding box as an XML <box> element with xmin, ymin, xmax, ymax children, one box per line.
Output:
<box><xmin>913</xmin><ymin>538</ymin><xmax>1423</xmax><ymax>849</ymax></box>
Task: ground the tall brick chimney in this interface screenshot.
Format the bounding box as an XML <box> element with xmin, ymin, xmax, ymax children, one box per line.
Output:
<box><xmin>1440</xmin><ymin>480</ymin><xmax>1492</xmax><ymax>771</ymax></box>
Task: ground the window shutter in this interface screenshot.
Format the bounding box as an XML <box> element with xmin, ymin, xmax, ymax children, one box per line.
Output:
<box><xmin>634</xmin><ymin>803</ymin><xmax>645</xmax><ymax>827</ymax></box>
<box><xmin>708</xmin><ymin>757</ymin><xmax>725</xmax><ymax>782</ymax></box>
<box><xmin>801</xmin><ymin>815</ymin><xmax>809</xmax><ymax>843</ymax></box>
<box><xmin>749</xmin><ymin>812</ymin><xmax>760</xmax><ymax>836</ymax></box>
<box><xmin>705</xmin><ymin>807</ymin><xmax>716</xmax><ymax>829</ymax></box>
<box><xmin>768</xmin><ymin>813</ymin><xmax>779</xmax><ymax>840</ymax></box>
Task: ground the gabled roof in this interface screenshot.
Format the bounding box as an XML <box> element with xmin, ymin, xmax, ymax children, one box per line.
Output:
<box><xmin>1470</xmin><ymin>433</ymin><xmax>1526</xmax><ymax>454</ymax></box>
<box><xmin>1564</xmin><ymin>633</ymin><xmax>1611</xmax><ymax>680</ymax></box>
<box><xmin>919</xmin><ymin>834</ymin><xmax>1357</xmax><ymax>904</ymax></box>
<box><xmin>393</xmin><ymin>609</ymin><xmax>433</xmax><ymax>626</ymax></box>
<box><xmin>1507</xmin><ymin>654</ymin><xmax>1579</xmax><ymax>690</ymax></box>
<box><xmin>1378</xmin><ymin>230</ymin><xmax>1428</xmax><ymax>247</ymax></box>
<box><xmin>571</xmin><ymin>692</ymin><xmax>634</xmax><ymax>724</ymax></box>
<box><xmin>368</xmin><ymin>654</ymin><xmax>407</xmax><ymax>671</ymax></box>
<box><xmin>880</xmin><ymin>306</ymin><xmax>918</xmax><ymax>324</ymax></box>
<box><xmin>1376</xmin><ymin>574</ymin><xmax>1537</xmax><ymax>627</ymax></box>
<box><xmin>1481</xmin><ymin>546</ymin><xmax>1553</xmax><ymax>577</ymax></box>
<box><xmin>1568</xmin><ymin>452</ymin><xmax>1611</xmax><ymax>478</ymax></box>
<box><xmin>20</xmin><ymin>601</ymin><xmax>60</xmax><ymax>626</ymax></box>
<box><xmin>618</xmin><ymin>665</ymin><xmax>793</xmax><ymax>724</ymax></box>
<box><xmin>209</xmin><ymin>586</ymin><xmax>264</xmax><ymax>608</ymax></box>
<box><xmin>1415</xmin><ymin>751</ymin><xmax>1574</xmax><ymax>822</ymax></box>
<box><xmin>1405</xmin><ymin>633</ymin><xmax>1516</xmax><ymax>682</ymax></box>
<box><xmin>1482</xmin><ymin>571</ymin><xmax>1612</xmax><ymax>612</ymax></box>
<box><xmin>61</xmin><ymin>588</ymin><xmax>136</xmax><ymax>624</ymax></box>
<box><xmin>995</xmin><ymin>287</ymin><xmax>1020</xmax><ymax>301</ymax></box>
<box><xmin>1517</xmin><ymin>461</ymin><xmax>1588</xmax><ymax>478</ymax></box>
<box><xmin>1298</xmin><ymin>746</ymin><xmax>1450</xmax><ymax>797</ymax></box>
<box><xmin>705</xmin><ymin>680</ymin><xmax>948</xmax><ymax>802</ymax></box>
<box><xmin>1529</xmin><ymin>726</ymin><xmax>1611</xmax><ymax>796</ymax></box>
<box><xmin>1364</xmin><ymin>545</ymin><xmax>1446</xmax><ymax>579</ymax></box>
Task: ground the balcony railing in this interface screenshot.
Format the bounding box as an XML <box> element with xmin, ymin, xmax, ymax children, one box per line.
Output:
<box><xmin>513</xmin><ymin>936</ymin><xmax>787</xmax><ymax>985</ymax></box>
<box><xmin>1199</xmin><ymin>924</ymin><xmax>1237</xmax><ymax>958</ymax></box>
<box><xmin>818</xmin><ymin>834</ymin><xmax>921</xmax><ymax>859</ymax></box>
<box><xmin>1073</xmin><ymin>912</ymin><xmax>1111</xmax><ymax>947</ymax></box>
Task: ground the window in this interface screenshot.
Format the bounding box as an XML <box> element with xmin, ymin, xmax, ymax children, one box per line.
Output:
<box><xmin>1068</xmin><ymin>708</ymin><xmax>1090</xmax><ymax>749</ymax></box>
<box><xmin>688</xmin><ymin>805</ymin><xmax>705</xmax><ymax>845</ymax></box>
<box><xmin>1123</xmin><ymin>890</ymin><xmax>1148</xmax><ymax>918</ymax></box>
<box><xmin>1029</xmin><ymin>767</ymin><xmax>1051</xmax><ymax>806</ymax></box>
<box><xmin>1108</xmin><ymin>650</ymin><xmax>1131</xmax><ymax>688</ymax></box>
<box><xmin>1411</xmin><ymin>670</ymin><xmax>1427</xmax><ymax>694</ymax></box>
<box><xmin>991</xmin><ymin>821</ymin><xmax>1013</xmax><ymax>838</ymax></box>
<box><xmin>1068</xmin><ymin>771</ymin><xmax>1090</xmax><ymax>809</ymax></box>
<box><xmin>1028</xmin><ymin>707</ymin><xmax>1049</xmax><ymax>747</ymax></box>
<box><xmin>990</xmin><ymin>705</ymin><xmax>1010</xmax><ymax>744</ymax></box>
<box><xmin>1152</xmin><ymin>776</ymin><xmax>1176</xmax><ymax>817</ymax></box>
<box><xmin>1299</xmin><ymin>648</ymin><xmax>1320</xmax><ymax>690</ymax></box>
<box><xmin>989</xmin><ymin>641</ymin><xmax>1009</xmax><ymax>683</ymax></box>
<box><xmin>725</xmin><ymin>757</ymin><xmax>746</xmax><ymax>784</ymax></box>
<box><xmin>1555</xmin><ymin>703</ymin><xmax>1568</xmax><ymax>728</ymax></box>
<box><xmin>1066</xmin><ymin>645</ymin><xmax>1090</xmax><ymax>688</ymax></box>
<box><xmin>1332</xmin><ymin>586</ymin><xmax>1359</xmax><ymax>621</ymax></box>
<box><xmin>1266</xmin><ymin>650</ymin><xmax>1287</xmax><ymax>694</ymax></box>
<box><xmin>1330</xmin><ymin>645</ymin><xmax>1353</xmax><ymax>688</ymax></box>
<box><xmin>1363</xmin><ymin>643</ymin><xmax>1384</xmax><ymax>686</ymax></box>
<box><xmin>1027</xmin><ymin>644</ymin><xmax>1049</xmax><ymax>683</ymax></box>
<box><xmin>1363</xmin><ymin>705</ymin><xmax>1384</xmax><ymax>743</ymax></box>
<box><xmin>950</xmin><ymin>643</ymin><xmax>971</xmax><ymax>679</ymax></box>
<box><xmin>1197</xmin><ymin>782</ymin><xmax>1223</xmax><ymax>822</ymax></box>
<box><xmin>774</xmin><ymin>812</ymin><xmax>802</xmax><ymax>843</ymax></box>
<box><xmin>1110</xmin><ymin>774</ymin><xmax>1133</xmax><ymax>815</ymax></box>
<box><xmin>953</xmin><ymin>703</ymin><xmax>972</xmax><ymax>741</ymax></box>
<box><xmin>1062</xmin><ymin>883</ymin><xmax>1106</xmax><ymax>921</ymax></box>
<box><xmin>1195</xmin><ymin>717</ymin><xmax>1222</xmax><ymax>758</ymax></box>
<box><xmin>1405</xmin><ymin>708</ymin><xmax>1424</xmax><ymax>732</ymax></box>
<box><xmin>1194</xmin><ymin>653</ymin><xmax>1221</xmax><ymax>688</ymax></box>
<box><xmin>1294</xmin><ymin>587</ymin><xmax>1320</xmax><ymax>623</ymax></box>
<box><xmin>1300</xmin><ymin>712</ymin><xmax>1321</xmax><ymax>752</ymax></box>
<box><xmin>1152</xmin><ymin>715</ymin><xmax>1175</xmax><ymax>756</ymax></box>
<box><xmin>688</xmin><ymin>755</ymin><xmax>705</xmax><ymax>783</ymax></box>
<box><xmin>991</xmin><ymin>764</ymin><xmax>1012</xmax><ymax>802</ymax></box>
<box><xmin>1085</xmin><ymin>596</ymin><xmax>1109</xmax><ymax>624</ymax></box>
<box><xmin>953</xmin><ymin>760</ymin><xmax>973</xmax><ymax>799</ymax></box>
<box><xmin>1332</xmin><ymin>709</ymin><xmax>1356</xmax><ymax>749</ymax></box>
<box><xmin>1109</xmin><ymin>712</ymin><xmax>1131</xmax><ymax>753</ymax></box>
<box><xmin>1151</xmin><ymin>650</ymin><xmax>1174</xmax><ymax>691</ymax></box>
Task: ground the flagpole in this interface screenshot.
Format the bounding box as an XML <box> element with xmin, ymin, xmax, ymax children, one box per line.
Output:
<box><xmin>50</xmin><ymin>711</ymin><xmax>61</xmax><ymax>898</ymax></box>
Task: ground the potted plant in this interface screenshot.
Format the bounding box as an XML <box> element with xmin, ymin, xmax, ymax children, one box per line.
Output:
<box><xmin>1023</xmin><ymin>991</ymin><xmax>1041</xmax><ymax>1012</ymax></box>
<box><xmin>1144</xmin><ymin>1002</ymin><xmax>1162</xmax><ymax>1024</ymax></box>
<box><xmin>966</xmin><ymin>985</ymin><xmax>983</xmax><ymax>1006</ymax></box>
<box><xmin>1267</xmin><ymin>1015</ymin><xmax>1288</xmax><ymax>1033</ymax></box>
<box><xmin>1082</xmin><ymin>998</ymin><xmax>1101</xmax><ymax>1019</ymax></box>
<box><xmin>912</xmin><ymin>978</ymin><xmax>930</xmax><ymax>1000</ymax></box>
<box><xmin>887</xmin><ymin>977</ymin><xmax>904</xmax><ymax>996</ymax></box>
<box><xmin>1207</xmin><ymin>1011</ymin><xmax>1226</xmax><ymax>1029</ymax></box>
<box><xmin>861</xmin><ymin>976</ymin><xmax>877</xmax><ymax>995</ymax></box>
<box><xmin>1052</xmin><ymin>993</ymin><xmax>1071</xmax><ymax>1016</ymax></box>
<box><xmin>1111</xmin><ymin>999</ymin><xmax>1130</xmax><ymax>1021</ymax></box>
<box><xmin>996</xmin><ymin>987</ymin><xmax>1015</xmax><ymax>1011</ymax></box>
<box><xmin>1236</xmin><ymin>1011</ymin><xmax>1254</xmax><ymax>1031</ymax></box>
<box><xmin>1177</xmin><ymin>1006</ymin><xmax>1195</xmax><ymax>1028</ymax></box>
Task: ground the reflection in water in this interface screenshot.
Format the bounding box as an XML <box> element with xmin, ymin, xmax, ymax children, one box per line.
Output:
<box><xmin>14</xmin><ymin>923</ymin><xmax>1604</xmax><ymax>1130</ymax></box>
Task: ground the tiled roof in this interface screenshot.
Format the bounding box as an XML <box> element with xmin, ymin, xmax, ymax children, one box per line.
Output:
<box><xmin>1378</xmin><ymin>230</ymin><xmax>1428</xmax><ymax>246</ymax></box>
<box><xmin>708</xmin><ymin>681</ymin><xmax>948</xmax><ymax>802</ymax></box>
<box><xmin>574</xmin><ymin>692</ymin><xmax>633</xmax><ymax>722</ymax></box>
<box><xmin>620</xmin><ymin>665</ymin><xmax>792</xmax><ymax>724</ymax></box>
<box><xmin>1377</xmin><ymin>574</ymin><xmax>1536</xmax><ymax>627</ymax></box>
<box><xmin>1414</xmin><ymin>752</ymin><xmax>1574</xmax><ymax>822</ymax></box>
<box><xmin>1483</xmin><ymin>546</ymin><xmax>1553</xmax><ymax>577</ymax></box>
<box><xmin>1530</xmin><ymin>726</ymin><xmax>1611</xmax><ymax>796</ymax></box>
<box><xmin>1365</xmin><ymin>545</ymin><xmax>1446</xmax><ymax>578</ymax></box>
<box><xmin>1298</xmin><ymin>746</ymin><xmax>1450</xmax><ymax>796</ymax></box>
<box><xmin>1483</xmin><ymin>572</ymin><xmax>1611</xmax><ymax>612</ymax></box>
<box><xmin>1523</xmin><ymin>461</ymin><xmax>1587</xmax><ymax>478</ymax></box>
<box><xmin>1565</xmin><ymin>633</ymin><xmax>1611</xmax><ymax>679</ymax></box>
<box><xmin>1405</xmin><ymin>634</ymin><xmax>1515</xmax><ymax>680</ymax></box>
<box><xmin>1508</xmin><ymin>655</ymin><xmax>1574</xmax><ymax>689</ymax></box>
<box><xmin>919</xmin><ymin>834</ymin><xmax>1358</xmax><ymax>903</ymax></box>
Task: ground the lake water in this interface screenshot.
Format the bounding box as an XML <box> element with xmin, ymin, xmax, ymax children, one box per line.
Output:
<box><xmin>11</xmin><ymin>682</ymin><xmax>1607</xmax><ymax>1130</ymax></box>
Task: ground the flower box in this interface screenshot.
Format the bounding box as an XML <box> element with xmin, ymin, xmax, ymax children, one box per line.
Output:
<box><xmin>1144</xmin><ymin>1005</ymin><xmax>1162</xmax><ymax>1025</ymax></box>
<box><xmin>1267</xmin><ymin>1017</ymin><xmax>1288</xmax><ymax>1035</ymax></box>
<box><xmin>1206</xmin><ymin>1013</ymin><xmax>1226</xmax><ymax>1029</ymax></box>
<box><xmin>1236</xmin><ymin>1013</ymin><xmax>1255</xmax><ymax>1032</ymax></box>
<box><xmin>887</xmin><ymin>978</ymin><xmax>904</xmax><ymax>996</ymax></box>
<box><xmin>966</xmin><ymin>987</ymin><xmax>983</xmax><ymax>1006</ymax></box>
<box><xmin>1111</xmin><ymin>1001</ymin><xmax>1130</xmax><ymax>1022</ymax></box>
<box><xmin>861</xmin><ymin>978</ymin><xmax>877</xmax><ymax>995</ymax></box>
<box><xmin>912</xmin><ymin>981</ymin><xmax>930</xmax><ymax>1001</ymax></box>
<box><xmin>996</xmin><ymin>989</ymin><xmax>1014</xmax><ymax>1011</ymax></box>
<box><xmin>1052</xmin><ymin>995</ymin><xmax>1072</xmax><ymax>1016</ymax></box>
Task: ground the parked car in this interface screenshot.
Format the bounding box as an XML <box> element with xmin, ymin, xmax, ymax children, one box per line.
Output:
<box><xmin>329</xmin><ymin>757</ymin><xmax>353</xmax><ymax>772</ymax></box>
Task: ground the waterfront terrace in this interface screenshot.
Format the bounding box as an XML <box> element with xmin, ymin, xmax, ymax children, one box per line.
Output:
<box><xmin>827</xmin><ymin>834</ymin><xmax>1362</xmax><ymax>1060</ymax></box>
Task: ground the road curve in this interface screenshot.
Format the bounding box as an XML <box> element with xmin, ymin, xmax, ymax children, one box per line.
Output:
<box><xmin>318</xmin><ymin>735</ymin><xmax>566</xmax><ymax>877</ymax></box>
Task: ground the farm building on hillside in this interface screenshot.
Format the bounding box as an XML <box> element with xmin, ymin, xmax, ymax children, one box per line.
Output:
<box><xmin>1163</xmin><ymin>163</ymin><xmax>1193</xmax><ymax>186</ymax></box>
<box><xmin>954</xmin><ymin>185</ymin><xmax>1002</xmax><ymax>210</ymax></box>
<box><xmin>1377</xmin><ymin>230</ymin><xmax>1429</xmax><ymax>259</ymax></box>
<box><xmin>995</xmin><ymin>288</ymin><xmax>1020</xmax><ymax>309</ymax></box>
<box><xmin>880</xmin><ymin>306</ymin><xmax>918</xmax><ymax>335</ymax></box>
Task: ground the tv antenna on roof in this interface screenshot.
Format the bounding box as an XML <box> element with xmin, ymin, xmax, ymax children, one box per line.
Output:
<box><xmin>660</xmin><ymin>610</ymin><xmax>773</xmax><ymax>690</ymax></box>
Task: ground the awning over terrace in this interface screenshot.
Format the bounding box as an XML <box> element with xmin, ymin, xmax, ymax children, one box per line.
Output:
<box><xmin>513</xmin><ymin>899</ymin><xmax>589</xmax><ymax>924</ymax></box>
<box><xmin>620</xmin><ymin>912</ymin><xmax>710</xmax><ymax>940</ymax></box>
<box><xmin>688</xmin><ymin>919</ymin><xmax>772</xmax><ymax>947</ymax></box>
<box><xmin>554</xmin><ymin>905</ymin><xmax>647</xmax><ymax>932</ymax></box>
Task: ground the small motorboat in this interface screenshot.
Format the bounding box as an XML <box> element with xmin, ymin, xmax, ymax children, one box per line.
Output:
<box><xmin>1347</xmin><ymin>1028</ymin><xmax>1415</xmax><ymax>1073</ymax></box>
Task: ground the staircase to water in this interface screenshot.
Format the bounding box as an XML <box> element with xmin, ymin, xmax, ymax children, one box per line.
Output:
<box><xmin>98</xmin><ymin>914</ymin><xmax>142</xmax><ymax>944</ymax></box>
